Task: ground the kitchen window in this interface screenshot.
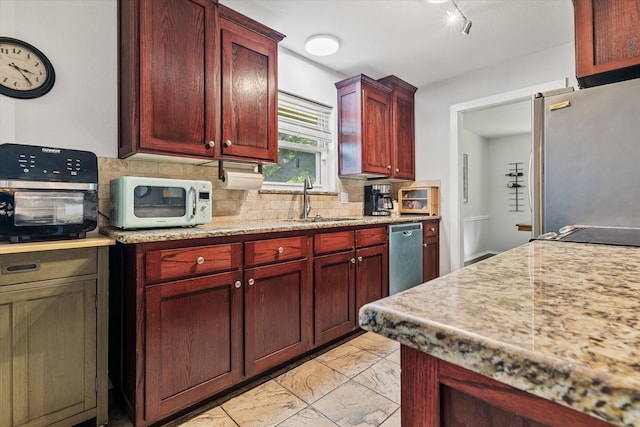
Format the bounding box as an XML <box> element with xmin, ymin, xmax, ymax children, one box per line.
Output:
<box><xmin>262</xmin><ymin>91</ymin><xmax>333</xmax><ymax>191</ymax></box>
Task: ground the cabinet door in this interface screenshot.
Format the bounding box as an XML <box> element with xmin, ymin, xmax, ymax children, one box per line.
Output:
<box><xmin>244</xmin><ymin>259</ymin><xmax>311</xmax><ymax>376</ymax></box>
<box><xmin>314</xmin><ymin>251</ymin><xmax>357</xmax><ymax>345</ymax></box>
<box><xmin>392</xmin><ymin>89</ymin><xmax>416</xmax><ymax>180</ymax></box>
<box><xmin>220</xmin><ymin>19</ymin><xmax>278</xmax><ymax>162</ymax></box>
<box><xmin>145</xmin><ymin>271</ymin><xmax>243</xmax><ymax>423</ymax></box>
<box><xmin>361</xmin><ymin>84</ymin><xmax>392</xmax><ymax>176</ymax></box>
<box><xmin>7</xmin><ymin>279</ymin><xmax>97</xmax><ymax>427</ymax></box>
<box><xmin>137</xmin><ymin>0</ymin><xmax>217</xmax><ymax>158</ymax></box>
<box><xmin>355</xmin><ymin>244</ymin><xmax>388</xmax><ymax>311</ymax></box>
<box><xmin>423</xmin><ymin>236</ymin><xmax>439</xmax><ymax>282</ymax></box>
<box><xmin>574</xmin><ymin>0</ymin><xmax>640</xmax><ymax>87</ymax></box>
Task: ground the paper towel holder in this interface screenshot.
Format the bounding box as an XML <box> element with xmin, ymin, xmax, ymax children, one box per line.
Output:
<box><xmin>218</xmin><ymin>160</ymin><xmax>263</xmax><ymax>183</ymax></box>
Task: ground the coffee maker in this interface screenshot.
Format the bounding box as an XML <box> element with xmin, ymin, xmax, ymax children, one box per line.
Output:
<box><xmin>364</xmin><ymin>184</ymin><xmax>393</xmax><ymax>216</ymax></box>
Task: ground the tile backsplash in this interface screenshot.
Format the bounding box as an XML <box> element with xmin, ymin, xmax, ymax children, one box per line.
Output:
<box><xmin>98</xmin><ymin>157</ymin><xmax>376</xmax><ymax>227</ymax></box>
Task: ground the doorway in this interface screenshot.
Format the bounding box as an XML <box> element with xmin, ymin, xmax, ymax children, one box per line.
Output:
<box><xmin>449</xmin><ymin>79</ymin><xmax>567</xmax><ymax>271</ymax></box>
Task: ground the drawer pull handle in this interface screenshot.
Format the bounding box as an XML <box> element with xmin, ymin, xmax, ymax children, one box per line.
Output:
<box><xmin>196</xmin><ymin>256</ymin><xmax>205</xmax><ymax>265</ymax></box>
<box><xmin>2</xmin><ymin>261</ymin><xmax>41</xmax><ymax>274</ymax></box>
<box><xmin>234</xmin><ymin>280</ymin><xmax>242</xmax><ymax>289</ymax></box>
<box><xmin>248</xmin><ymin>278</ymin><xmax>255</xmax><ymax>286</ymax></box>
<box><xmin>278</xmin><ymin>247</ymin><xmax>284</xmax><ymax>254</ymax></box>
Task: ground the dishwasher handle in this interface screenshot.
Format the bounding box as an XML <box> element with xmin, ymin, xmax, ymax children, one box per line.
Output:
<box><xmin>402</xmin><ymin>230</ymin><xmax>414</xmax><ymax>236</ymax></box>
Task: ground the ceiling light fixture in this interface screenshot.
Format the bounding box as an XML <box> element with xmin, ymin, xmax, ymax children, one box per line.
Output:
<box><xmin>429</xmin><ymin>0</ymin><xmax>472</xmax><ymax>35</ymax></box>
<box><xmin>450</xmin><ymin>0</ymin><xmax>472</xmax><ymax>35</ymax></box>
<box><xmin>305</xmin><ymin>34</ymin><xmax>340</xmax><ymax>56</ymax></box>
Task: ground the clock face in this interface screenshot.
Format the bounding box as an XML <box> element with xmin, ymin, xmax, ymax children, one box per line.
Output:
<box><xmin>0</xmin><ymin>37</ymin><xmax>55</xmax><ymax>99</ymax></box>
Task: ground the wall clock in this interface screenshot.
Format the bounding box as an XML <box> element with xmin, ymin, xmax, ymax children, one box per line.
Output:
<box><xmin>0</xmin><ymin>36</ymin><xmax>55</xmax><ymax>99</ymax></box>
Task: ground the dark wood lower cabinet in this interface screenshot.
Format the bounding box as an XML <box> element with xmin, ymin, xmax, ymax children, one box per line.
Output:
<box><xmin>355</xmin><ymin>244</ymin><xmax>388</xmax><ymax>311</ymax></box>
<box><xmin>144</xmin><ymin>271</ymin><xmax>243</xmax><ymax>423</ymax></box>
<box><xmin>400</xmin><ymin>345</ymin><xmax>615</xmax><ymax>427</ymax></box>
<box><xmin>244</xmin><ymin>259</ymin><xmax>312</xmax><ymax>376</ymax></box>
<box><xmin>314</xmin><ymin>250</ymin><xmax>357</xmax><ymax>345</ymax></box>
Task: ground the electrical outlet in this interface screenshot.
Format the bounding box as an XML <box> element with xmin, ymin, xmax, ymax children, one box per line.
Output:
<box><xmin>340</xmin><ymin>192</ymin><xmax>349</xmax><ymax>203</ymax></box>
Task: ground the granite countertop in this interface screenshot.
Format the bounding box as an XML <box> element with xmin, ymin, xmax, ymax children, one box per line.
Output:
<box><xmin>100</xmin><ymin>215</ymin><xmax>439</xmax><ymax>244</ymax></box>
<box><xmin>359</xmin><ymin>240</ymin><xmax>640</xmax><ymax>427</ymax></box>
<box><xmin>0</xmin><ymin>232</ymin><xmax>115</xmax><ymax>255</ymax></box>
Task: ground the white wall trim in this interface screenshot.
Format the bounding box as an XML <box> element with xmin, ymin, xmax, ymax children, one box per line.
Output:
<box><xmin>449</xmin><ymin>78</ymin><xmax>568</xmax><ymax>272</ymax></box>
<box><xmin>464</xmin><ymin>215</ymin><xmax>489</xmax><ymax>222</ymax></box>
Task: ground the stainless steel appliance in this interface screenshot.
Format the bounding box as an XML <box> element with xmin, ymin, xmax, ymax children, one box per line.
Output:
<box><xmin>389</xmin><ymin>222</ymin><xmax>423</xmax><ymax>294</ymax></box>
<box><xmin>364</xmin><ymin>184</ymin><xmax>393</xmax><ymax>216</ymax></box>
<box><xmin>0</xmin><ymin>143</ymin><xmax>98</xmax><ymax>243</ymax></box>
<box><xmin>110</xmin><ymin>176</ymin><xmax>212</xmax><ymax>229</ymax></box>
<box><xmin>537</xmin><ymin>225</ymin><xmax>640</xmax><ymax>247</ymax></box>
<box><xmin>533</xmin><ymin>78</ymin><xmax>640</xmax><ymax>236</ymax></box>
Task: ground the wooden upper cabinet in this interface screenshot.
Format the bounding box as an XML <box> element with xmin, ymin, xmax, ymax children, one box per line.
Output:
<box><xmin>218</xmin><ymin>6</ymin><xmax>284</xmax><ymax>163</ymax></box>
<box><xmin>118</xmin><ymin>0</ymin><xmax>284</xmax><ymax>163</ymax></box>
<box><xmin>119</xmin><ymin>0</ymin><xmax>218</xmax><ymax>160</ymax></box>
<box><xmin>336</xmin><ymin>75</ymin><xmax>392</xmax><ymax>178</ymax></box>
<box><xmin>378</xmin><ymin>75</ymin><xmax>417</xmax><ymax>181</ymax></box>
<box><xmin>575</xmin><ymin>0</ymin><xmax>640</xmax><ymax>88</ymax></box>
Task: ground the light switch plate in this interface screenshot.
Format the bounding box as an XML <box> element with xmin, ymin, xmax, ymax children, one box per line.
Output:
<box><xmin>340</xmin><ymin>192</ymin><xmax>349</xmax><ymax>203</ymax></box>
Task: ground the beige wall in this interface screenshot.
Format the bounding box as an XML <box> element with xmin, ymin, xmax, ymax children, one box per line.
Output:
<box><xmin>98</xmin><ymin>158</ymin><xmax>374</xmax><ymax>227</ymax></box>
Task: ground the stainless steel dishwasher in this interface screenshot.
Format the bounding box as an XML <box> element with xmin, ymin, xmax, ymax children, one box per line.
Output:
<box><xmin>389</xmin><ymin>222</ymin><xmax>423</xmax><ymax>295</ymax></box>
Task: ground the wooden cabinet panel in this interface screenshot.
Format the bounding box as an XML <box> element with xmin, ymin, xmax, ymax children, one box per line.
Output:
<box><xmin>244</xmin><ymin>259</ymin><xmax>311</xmax><ymax>376</ymax></box>
<box><xmin>314</xmin><ymin>230</ymin><xmax>355</xmax><ymax>255</ymax></box>
<box><xmin>401</xmin><ymin>346</ymin><xmax>615</xmax><ymax>427</ymax></box>
<box><xmin>423</xmin><ymin>220</ymin><xmax>440</xmax><ymax>282</ymax></box>
<box><xmin>120</xmin><ymin>0</ymin><xmax>218</xmax><ymax>159</ymax></box>
<box><xmin>0</xmin><ymin>303</ymin><xmax>9</xmax><ymax>427</ymax></box>
<box><xmin>575</xmin><ymin>0</ymin><xmax>640</xmax><ymax>87</ymax></box>
<box><xmin>355</xmin><ymin>245</ymin><xmax>388</xmax><ymax>311</ymax></box>
<box><xmin>378</xmin><ymin>75</ymin><xmax>417</xmax><ymax>180</ymax></box>
<box><xmin>336</xmin><ymin>75</ymin><xmax>392</xmax><ymax>178</ymax></box>
<box><xmin>245</xmin><ymin>236</ymin><xmax>308</xmax><ymax>266</ymax></box>
<box><xmin>423</xmin><ymin>221</ymin><xmax>439</xmax><ymax>237</ymax></box>
<box><xmin>145</xmin><ymin>243</ymin><xmax>242</xmax><ymax>283</ymax></box>
<box><xmin>144</xmin><ymin>271</ymin><xmax>243</xmax><ymax>423</ymax></box>
<box><xmin>314</xmin><ymin>251</ymin><xmax>357</xmax><ymax>345</ymax></box>
<box><xmin>355</xmin><ymin>226</ymin><xmax>387</xmax><ymax>248</ymax></box>
<box><xmin>0</xmin><ymin>247</ymin><xmax>96</xmax><ymax>286</ymax></box>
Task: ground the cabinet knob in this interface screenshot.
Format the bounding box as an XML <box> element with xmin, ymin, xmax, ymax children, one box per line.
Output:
<box><xmin>423</xmin><ymin>243</ymin><xmax>427</xmax><ymax>248</ymax></box>
<box><xmin>207</xmin><ymin>140</ymin><xmax>215</xmax><ymax>148</ymax></box>
<box><xmin>357</xmin><ymin>256</ymin><xmax>363</xmax><ymax>262</ymax></box>
<box><xmin>395</xmin><ymin>168</ymin><xmax>400</xmax><ymax>173</ymax></box>
<box><xmin>196</xmin><ymin>256</ymin><xmax>205</xmax><ymax>265</ymax></box>
<box><xmin>224</xmin><ymin>140</ymin><xmax>232</xmax><ymax>147</ymax></box>
<box><xmin>278</xmin><ymin>246</ymin><xmax>284</xmax><ymax>254</ymax></box>
<box><xmin>430</xmin><ymin>227</ymin><xmax>436</xmax><ymax>232</ymax></box>
<box><xmin>387</xmin><ymin>165</ymin><xmax>392</xmax><ymax>170</ymax></box>
<box><xmin>248</xmin><ymin>278</ymin><xmax>255</xmax><ymax>286</ymax></box>
<box><xmin>234</xmin><ymin>280</ymin><xmax>242</xmax><ymax>289</ymax></box>
<box><xmin>350</xmin><ymin>258</ymin><xmax>356</xmax><ymax>264</ymax></box>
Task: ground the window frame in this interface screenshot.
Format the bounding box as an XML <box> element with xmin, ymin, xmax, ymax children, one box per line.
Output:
<box><xmin>262</xmin><ymin>91</ymin><xmax>334</xmax><ymax>192</ymax></box>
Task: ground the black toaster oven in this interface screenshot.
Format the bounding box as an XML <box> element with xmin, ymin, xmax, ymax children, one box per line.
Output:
<box><xmin>0</xmin><ymin>143</ymin><xmax>98</xmax><ymax>243</ymax></box>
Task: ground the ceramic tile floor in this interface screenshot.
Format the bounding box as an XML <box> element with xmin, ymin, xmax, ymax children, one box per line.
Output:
<box><xmin>107</xmin><ymin>332</ymin><xmax>401</xmax><ymax>427</ymax></box>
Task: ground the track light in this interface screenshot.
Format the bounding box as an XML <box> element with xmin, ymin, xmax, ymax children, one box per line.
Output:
<box><xmin>432</xmin><ymin>0</ymin><xmax>472</xmax><ymax>35</ymax></box>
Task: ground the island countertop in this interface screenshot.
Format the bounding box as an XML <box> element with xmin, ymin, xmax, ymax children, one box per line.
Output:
<box><xmin>359</xmin><ymin>240</ymin><xmax>640</xmax><ymax>427</ymax></box>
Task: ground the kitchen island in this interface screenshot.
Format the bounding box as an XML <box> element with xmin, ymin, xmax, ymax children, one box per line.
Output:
<box><xmin>359</xmin><ymin>240</ymin><xmax>640</xmax><ymax>427</ymax></box>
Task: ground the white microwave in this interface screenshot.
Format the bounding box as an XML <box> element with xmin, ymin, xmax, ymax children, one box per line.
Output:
<box><xmin>110</xmin><ymin>176</ymin><xmax>212</xmax><ymax>229</ymax></box>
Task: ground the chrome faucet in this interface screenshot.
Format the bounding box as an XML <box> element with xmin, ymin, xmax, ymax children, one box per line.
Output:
<box><xmin>301</xmin><ymin>175</ymin><xmax>313</xmax><ymax>219</ymax></box>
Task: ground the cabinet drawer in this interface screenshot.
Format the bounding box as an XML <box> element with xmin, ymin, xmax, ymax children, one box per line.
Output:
<box><xmin>314</xmin><ymin>231</ymin><xmax>355</xmax><ymax>255</ymax></box>
<box><xmin>423</xmin><ymin>221</ymin><xmax>439</xmax><ymax>237</ymax></box>
<box><xmin>146</xmin><ymin>243</ymin><xmax>242</xmax><ymax>283</ymax></box>
<box><xmin>0</xmin><ymin>248</ymin><xmax>97</xmax><ymax>287</ymax></box>
<box><xmin>356</xmin><ymin>227</ymin><xmax>387</xmax><ymax>248</ymax></box>
<box><xmin>245</xmin><ymin>236</ymin><xmax>308</xmax><ymax>267</ymax></box>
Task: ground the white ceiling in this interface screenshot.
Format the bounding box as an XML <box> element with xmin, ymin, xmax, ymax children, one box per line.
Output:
<box><xmin>463</xmin><ymin>99</ymin><xmax>532</xmax><ymax>138</ymax></box>
<box><xmin>220</xmin><ymin>0</ymin><xmax>575</xmax><ymax>89</ymax></box>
